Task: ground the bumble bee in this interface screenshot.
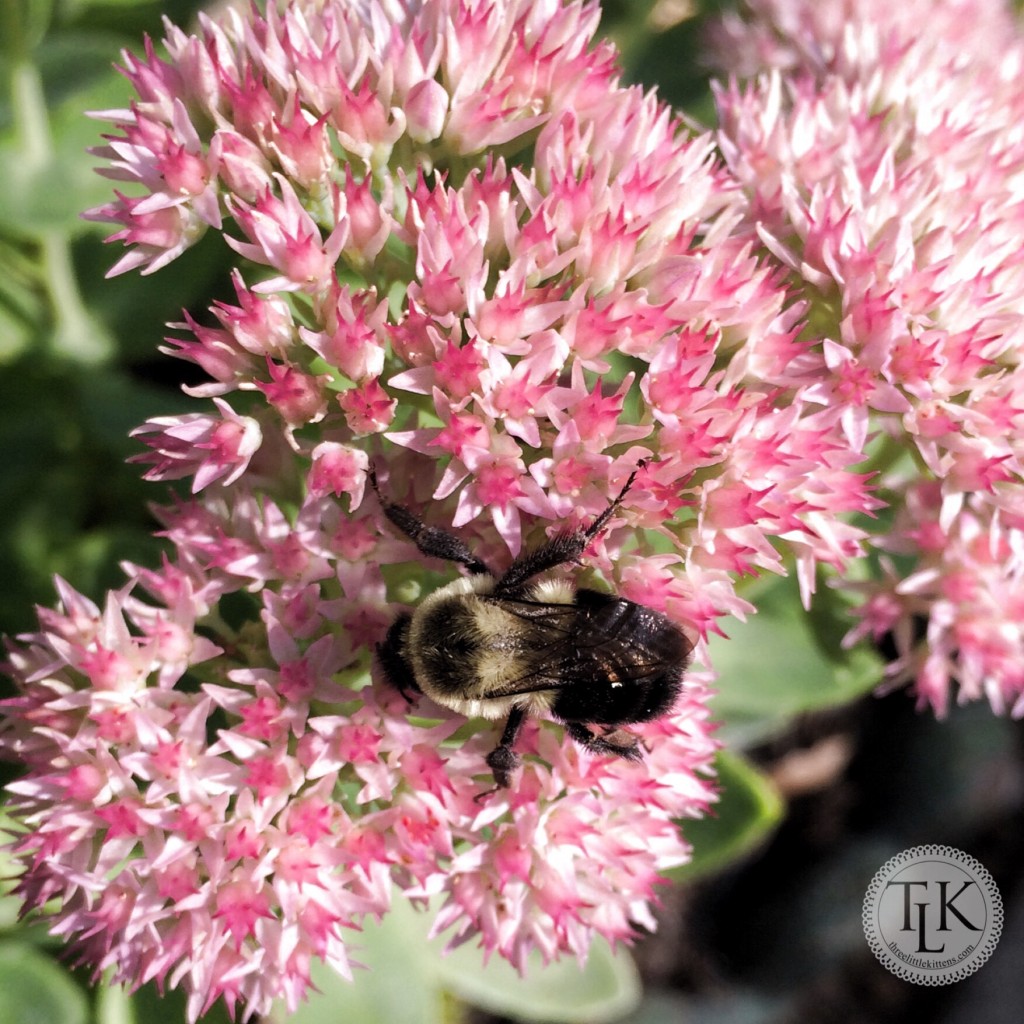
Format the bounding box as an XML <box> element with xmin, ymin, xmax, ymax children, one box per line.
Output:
<box><xmin>369</xmin><ymin>462</ymin><xmax>693</xmax><ymax>789</ymax></box>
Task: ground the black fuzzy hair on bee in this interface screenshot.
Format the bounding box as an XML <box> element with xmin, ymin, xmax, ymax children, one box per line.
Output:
<box><xmin>369</xmin><ymin>462</ymin><xmax>693</xmax><ymax>791</ymax></box>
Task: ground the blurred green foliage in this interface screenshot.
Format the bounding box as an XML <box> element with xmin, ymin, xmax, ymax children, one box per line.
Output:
<box><xmin>0</xmin><ymin>0</ymin><xmax>226</xmax><ymax>634</ymax></box>
<box><xmin>602</xmin><ymin>0</ymin><xmax>731</xmax><ymax>122</ymax></box>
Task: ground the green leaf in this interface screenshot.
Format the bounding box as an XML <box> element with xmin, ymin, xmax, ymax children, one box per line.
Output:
<box><xmin>74</xmin><ymin>229</ymin><xmax>234</xmax><ymax>363</ymax></box>
<box><xmin>708</xmin><ymin>574</ymin><xmax>884</xmax><ymax>745</ymax></box>
<box><xmin>276</xmin><ymin>963</ymin><xmax>442</xmax><ymax>1024</ymax></box>
<box><xmin>0</xmin><ymin>942</ymin><xmax>88</xmax><ymax>1024</ymax></box>
<box><xmin>0</xmin><ymin>35</ymin><xmax>128</xmax><ymax>236</ymax></box>
<box><xmin>0</xmin><ymin>358</ymin><xmax>175</xmax><ymax>632</ymax></box>
<box><xmin>0</xmin><ymin>809</ymin><xmax>24</xmax><ymax>933</ymax></box>
<box><xmin>0</xmin><ymin>890</ymin><xmax>20</xmax><ymax>934</ymax></box>
<box><xmin>267</xmin><ymin>902</ymin><xmax>444</xmax><ymax>1024</ymax></box>
<box><xmin>669</xmin><ymin>750</ymin><xmax>784</xmax><ymax>882</ymax></box>
<box><xmin>0</xmin><ymin>140</ymin><xmax>94</xmax><ymax>235</ymax></box>
<box><xmin>433</xmin><ymin>935</ymin><xmax>641</xmax><ymax>1024</ymax></box>
<box><xmin>61</xmin><ymin>1</ymin><xmax>208</xmax><ymax>33</ymax></box>
<box><xmin>107</xmin><ymin>979</ymin><xmax>234</xmax><ymax>1024</ymax></box>
<box><xmin>268</xmin><ymin>898</ymin><xmax>640</xmax><ymax>1024</ymax></box>
<box><xmin>95</xmin><ymin>982</ymin><xmax>134</xmax><ymax>1024</ymax></box>
<box><xmin>620</xmin><ymin>987</ymin><xmax>784</xmax><ymax>1024</ymax></box>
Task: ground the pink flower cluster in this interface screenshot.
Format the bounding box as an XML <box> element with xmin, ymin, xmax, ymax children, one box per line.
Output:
<box><xmin>4</xmin><ymin>1</ymin><xmax>746</xmax><ymax>1019</ymax></box>
<box><xmin>711</xmin><ymin>0</ymin><xmax>1024</xmax><ymax>714</ymax></box>
<box><xmin>2</xmin><ymin>575</ymin><xmax>715</xmax><ymax>1020</ymax></box>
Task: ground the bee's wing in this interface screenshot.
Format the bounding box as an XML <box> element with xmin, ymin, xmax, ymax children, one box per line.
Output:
<box><xmin>477</xmin><ymin>595</ymin><xmax>678</xmax><ymax>700</ymax></box>
<box><xmin>493</xmin><ymin>597</ymin><xmax>579</xmax><ymax>634</ymax></box>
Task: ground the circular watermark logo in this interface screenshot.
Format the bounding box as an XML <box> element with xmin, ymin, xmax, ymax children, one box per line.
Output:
<box><xmin>863</xmin><ymin>845</ymin><xmax>1003</xmax><ymax>985</ymax></box>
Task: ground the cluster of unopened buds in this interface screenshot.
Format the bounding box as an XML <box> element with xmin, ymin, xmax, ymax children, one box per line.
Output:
<box><xmin>2</xmin><ymin>0</ymin><xmax>1023</xmax><ymax>1019</ymax></box>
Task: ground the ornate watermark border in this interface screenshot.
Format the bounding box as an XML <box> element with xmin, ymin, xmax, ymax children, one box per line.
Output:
<box><xmin>862</xmin><ymin>845</ymin><xmax>1003</xmax><ymax>986</ymax></box>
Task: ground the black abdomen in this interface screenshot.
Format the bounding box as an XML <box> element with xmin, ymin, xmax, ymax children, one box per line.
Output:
<box><xmin>546</xmin><ymin>590</ymin><xmax>689</xmax><ymax>726</ymax></box>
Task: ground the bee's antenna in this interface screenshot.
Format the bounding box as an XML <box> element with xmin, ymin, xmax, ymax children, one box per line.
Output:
<box><xmin>614</xmin><ymin>457</ymin><xmax>648</xmax><ymax>505</ymax></box>
<box><xmin>583</xmin><ymin>457</ymin><xmax>649</xmax><ymax>544</ymax></box>
<box><xmin>367</xmin><ymin>461</ymin><xmax>383</xmax><ymax>500</ymax></box>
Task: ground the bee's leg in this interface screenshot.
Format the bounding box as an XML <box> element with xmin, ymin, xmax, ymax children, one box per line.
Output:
<box><xmin>369</xmin><ymin>465</ymin><xmax>491</xmax><ymax>575</ymax></box>
<box><xmin>564</xmin><ymin>721</ymin><xmax>643</xmax><ymax>762</ymax></box>
<box><xmin>493</xmin><ymin>461</ymin><xmax>646</xmax><ymax>596</ymax></box>
<box><xmin>375</xmin><ymin>614</ymin><xmax>421</xmax><ymax>702</ymax></box>
<box><xmin>483</xmin><ymin>706</ymin><xmax>527</xmax><ymax>789</ymax></box>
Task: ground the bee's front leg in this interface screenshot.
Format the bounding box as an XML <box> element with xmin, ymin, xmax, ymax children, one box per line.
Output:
<box><xmin>480</xmin><ymin>705</ymin><xmax>527</xmax><ymax>793</ymax></box>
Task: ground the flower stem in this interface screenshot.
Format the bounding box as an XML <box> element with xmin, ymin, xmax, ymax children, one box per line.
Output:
<box><xmin>10</xmin><ymin>50</ymin><xmax>111</xmax><ymax>362</ymax></box>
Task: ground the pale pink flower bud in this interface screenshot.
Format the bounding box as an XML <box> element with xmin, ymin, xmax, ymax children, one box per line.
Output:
<box><xmin>63</xmin><ymin>764</ymin><xmax>108</xmax><ymax>802</ymax></box>
<box><xmin>303</xmin><ymin>284</ymin><xmax>388</xmax><ymax>381</ymax></box>
<box><xmin>307</xmin><ymin>443</ymin><xmax>368</xmax><ymax>500</ymax></box>
<box><xmin>209</xmin><ymin>129</ymin><xmax>273</xmax><ymax>201</ymax></box>
<box><xmin>213</xmin><ymin>271</ymin><xmax>296</xmax><ymax>357</ymax></box>
<box><xmin>89</xmin><ymin>197</ymin><xmax>204</xmax><ymax>276</ymax></box>
<box><xmin>337</xmin><ymin>377</ymin><xmax>396</xmax><ymax>435</ymax></box>
<box><xmin>256</xmin><ymin>361</ymin><xmax>328</xmax><ymax>425</ymax></box>
<box><xmin>342</xmin><ymin>174</ymin><xmax>393</xmax><ymax>263</ymax></box>
<box><xmin>226</xmin><ymin>177</ymin><xmax>348</xmax><ymax>293</ymax></box>
<box><xmin>269</xmin><ymin>103</ymin><xmax>333</xmax><ymax>190</ymax></box>
<box><xmin>131</xmin><ymin>398</ymin><xmax>262</xmax><ymax>491</ymax></box>
<box><xmin>405</xmin><ymin>79</ymin><xmax>449</xmax><ymax>142</ymax></box>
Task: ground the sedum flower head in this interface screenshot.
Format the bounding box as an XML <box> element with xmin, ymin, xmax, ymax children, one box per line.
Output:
<box><xmin>0</xmin><ymin>0</ymin><xmax>900</xmax><ymax>1020</ymax></box>
<box><xmin>712</xmin><ymin>0</ymin><xmax>1024</xmax><ymax>715</ymax></box>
